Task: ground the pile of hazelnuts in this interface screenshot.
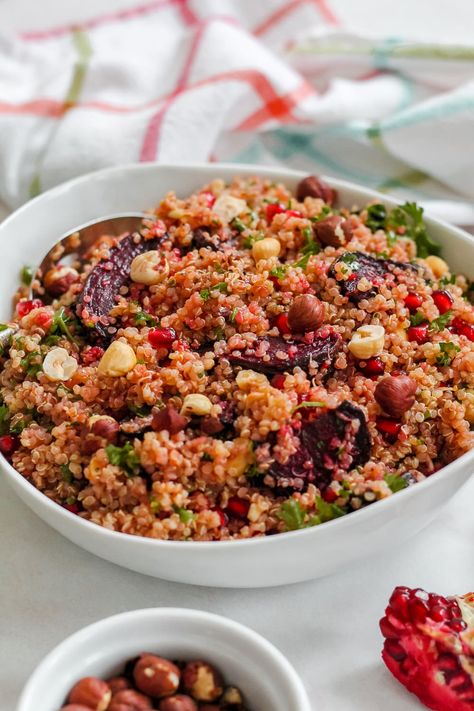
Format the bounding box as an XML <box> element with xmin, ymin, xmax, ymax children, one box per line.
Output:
<box><xmin>60</xmin><ymin>652</ymin><xmax>248</xmax><ymax>711</ymax></box>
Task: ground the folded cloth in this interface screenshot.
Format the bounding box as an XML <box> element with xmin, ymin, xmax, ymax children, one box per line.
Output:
<box><xmin>0</xmin><ymin>0</ymin><xmax>474</xmax><ymax>224</ymax></box>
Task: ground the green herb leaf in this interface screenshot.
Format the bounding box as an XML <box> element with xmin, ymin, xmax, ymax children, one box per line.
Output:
<box><xmin>20</xmin><ymin>265</ymin><xmax>33</xmax><ymax>286</ymax></box>
<box><xmin>199</xmin><ymin>288</ymin><xmax>211</xmax><ymax>301</ymax></box>
<box><xmin>173</xmin><ymin>506</ymin><xmax>197</xmax><ymax>524</ymax></box>
<box><xmin>134</xmin><ymin>310</ymin><xmax>157</xmax><ymax>327</ymax></box>
<box><xmin>384</xmin><ymin>473</ymin><xmax>408</xmax><ymax>493</ymax></box>
<box><xmin>20</xmin><ymin>351</ymin><xmax>43</xmax><ymax>377</ymax></box>
<box><xmin>212</xmin><ymin>282</ymin><xmax>228</xmax><ymax>294</ymax></box>
<box><xmin>390</xmin><ymin>202</ymin><xmax>440</xmax><ymax>258</ymax></box>
<box><xmin>105</xmin><ymin>442</ymin><xmax>140</xmax><ymax>476</ymax></box>
<box><xmin>410</xmin><ymin>311</ymin><xmax>427</xmax><ymax>327</ymax></box>
<box><xmin>127</xmin><ymin>403</ymin><xmax>152</xmax><ymax>417</ymax></box>
<box><xmin>277</xmin><ymin>499</ymin><xmax>306</xmax><ymax>531</ymax></box>
<box><xmin>365</xmin><ymin>203</ymin><xmax>387</xmax><ymax>232</ymax></box>
<box><xmin>51</xmin><ymin>307</ymin><xmax>77</xmax><ymax>343</ymax></box>
<box><xmin>0</xmin><ymin>405</ymin><xmax>10</xmax><ymax>435</ymax></box>
<box><xmin>60</xmin><ymin>464</ymin><xmax>74</xmax><ymax>484</ymax></box>
<box><xmin>0</xmin><ymin>324</ymin><xmax>9</xmax><ymax>332</ymax></box>
<box><xmin>291</xmin><ymin>401</ymin><xmax>326</xmax><ymax>414</ymax></box>
<box><xmin>309</xmin><ymin>206</ymin><xmax>331</xmax><ymax>222</ymax></box>
<box><xmin>269</xmin><ymin>265</ymin><xmax>287</xmax><ymax>279</ymax></box>
<box><xmin>429</xmin><ymin>310</ymin><xmax>453</xmax><ymax>332</ymax></box>
<box><xmin>201</xmin><ymin>452</ymin><xmax>213</xmax><ymax>462</ymax></box>
<box><xmin>313</xmin><ymin>496</ymin><xmax>346</xmax><ymax>523</ymax></box>
<box><xmin>245</xmin><ymin>462</ymin><xmax>261</xmax><ymax>479</ymax></box>
<box><xmin>232</xmin><ymin>217</ymin><xmax>247</xmax><ymax>233</ymax></box>
<box><xmin>10</xmin><ymin>419</ymin><xmax>26</xmax><ymax>434</ymax></box>
<box><xmin>229</xmin><ymin>307</ymin><xmax>239</xmax><ymax>323</ymax></box>
<box><xmin>436</xmin><ymin>341</ymin><xmax>460</xmax><ymax>366</ymax></box>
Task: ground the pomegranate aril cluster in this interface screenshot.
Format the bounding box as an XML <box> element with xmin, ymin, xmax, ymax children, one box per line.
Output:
<box><xmin>59</xmin><ymin>652</ymin><xmax>249</xmax><ymax>711</ymax></box>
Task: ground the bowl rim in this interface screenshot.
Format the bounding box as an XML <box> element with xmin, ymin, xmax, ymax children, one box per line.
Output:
<box><xmin>1</xmin><ymin>160</ymin><xmax>474</xmax><ymax>551</ymax></box>
<box><xmin>17</xmin><ymin>606</ymin><xmax>310</xmax><ymax>710</ymax></box>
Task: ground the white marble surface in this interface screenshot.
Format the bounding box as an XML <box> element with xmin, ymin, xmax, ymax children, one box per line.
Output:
<box><xmin>0</xmin><ymin>2</ymin><xmax>473</xmax><ymax>710</ymax></box>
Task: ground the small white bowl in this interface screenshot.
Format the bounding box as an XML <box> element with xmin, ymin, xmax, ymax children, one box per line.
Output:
<box><xmin>17</xmin><ymin>607</ymin><xmax>310</xmax><ymax>711</ymax></box>
<box><xmin>1</xmin><ymin>162</ymin><xmax>473</xmax><ymax>588</ymax></box>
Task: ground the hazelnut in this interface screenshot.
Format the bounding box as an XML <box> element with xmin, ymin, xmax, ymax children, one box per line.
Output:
<box><xmin>287</xmin><ymin>294</ymin><xmax>325</xmax><ymax>333</ymax></box>
<box><xmin>251</xmin><ymin>237</ymin><xmax>281</xmax><ymax>262</ymax></box>
<box><xmin>151</xmin><ymin>406</ymin><xmax>188</xmax><ymax>434</ymax></box>
<box><xmin>221</xmin><ymin>686</ymin><xmax>243</xmax><ymax>704</ymax></box>
<box><xmin>89</xmin><ymin>415</ymin><xmax>120</xmax><ymax>442</ymax></box>
<box><xmin>133</xmin><ymin>654</ymin><xmax>180</xmax><ymax>698</ymax></box>
<box><xmin>109</xmin><ymin>689</ymin><xmax>153</xmax><ymax>710</ymax></box>
<box><xmin>181</xmin><ymin>661</ymin><xmax>223</xmax><ymax>702</ymax></box>
<box><xmin>180</xmin><ymin>394</ymin><xmax>213</xmax><ymax>417</ymax></box>
<box><xmin>44</xmin><ymin>265</ymin><xmax>79</xmax><ymax>296</ymax></box>
<box><xmin>98</xmin><ymin>341</ymin><xmax>137</xmax><ymax>377</ymax></box>
<box><xmin>130</xmin><ymin>251</ymin><xmax>170</xmax><ymax>285</ymax></box>
<box><xmin>107</xmin><ymin>678</ymin><xmax>131</xmax><ymax>695</ymax></box>
<box><xmin>43</xmin><ymin>347</ymin><xmax>78</xmax><ymax>382</ymax></box>
<box><xmin>348</xmin><ymin>325</ymin><xmax>385</xmax><ymax>360</ymax></box>
<box><xmin>296</xmin><ymin>175</ymin><xmax>335</xmax><ymax>205</ymax></box>
<box><xmin>374</xmin><ymin>375</ymin><xmax>417</xmax><ymax>418</ymax></box>
<box><xmin>68</xmin><ymin>677</ymin><xmax>112</xmax><ymax>711</ymax></box>
<box><xmin>313</xmin><ymin>215</ymin><xmax>352</xmax><ymax>247</ymax></box>
<box><xmin>158</xmin><ymin>695</ymin><xmax>198</xmax><ymax>711</ymax></box>
<box><xmin>200</xmin><ymin>416</ymin><xmax>224</xmax><ymax>435</ymax></box>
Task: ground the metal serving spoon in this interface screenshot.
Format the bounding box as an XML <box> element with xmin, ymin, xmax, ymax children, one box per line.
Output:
<box><xmin>0</xmin><ymin>213</ymin><xmax>147</xmax><ymax>347</ymax></box>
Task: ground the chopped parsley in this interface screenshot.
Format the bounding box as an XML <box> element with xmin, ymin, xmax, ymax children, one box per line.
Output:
<box><xmin>173</xmin><ymin>506</ymin><xmax>197</xmax><ymax>524</ymax></box>
<box><xmin>309</xmin><ymin>206</ymin><xmax>331</xmax><ymax>222</ymax></box>
<box><xmin>60</xmin><ymin>464</ymin><xmax>74</xmax><ymax>484</ymax></box>
<box><xmin>365</xmin><ymin>201</ymin><xmax>440</xmax><ymax>258</ymax></box>
<box><xmin>10</xmin><ymin>419</ymin><xmax>26</xmax><ymax>434</ymax></box>
<box><xmin>199</xmin><ymin>288</ymin><xmax>211</xmax><ymax>301</ymax></box>
<box><xmin>105</xmin><ymin>442</ymin><xmax>140</xmax><ymax>476</ymax></box>
<box><xmin>245</xmin><ymin>462</ymin><xmax>261</xmax><ymax>479</ymax></box>
<box><xmin>436</xmin><ymin>341</ymin><xmax>460</xmax><ymax>366</ymax></box>
<box><xmin>277</xmin><ymin>499</ymin><xmax>306</xmax><ymax>531</ymax></box>
<box><xmin>213</xmin><ymin>282</ymin><xmax>228</xmax><ymax>294</ymax></box>
<box><xmin>384</xmin><ymin>473</ymin><xmax>408</xmax><ymax>493</ymax></box>
<box><xmin>0</xmin><ymin>324</ymin><xmax>10</xmax><ymax>332</ymax></box>
<box><xmin>201</xmin><ymin>452</ymin><xmax>213</xmax><ymax>462</ymax></box>
<box><xmin>410</xmin><ymin>311</ymin><xmax>427</xmax><ymax>327</ymax></box>
<box><xmin>128</xmin><ymin>403</ymin><xmax>152</xmax><ymax>417</ymax></box>
<box><xmin>20</xmin><ymin>351</ymin><xmax>42</xmax><ymax>377</ymax></box>
<box><xmin>294</xmin><ymin>226</ymin><xmax>320</xmax><ymax>270</ymax></box>
<box><xmin>232</xmin><ymin>217</ymin><xmax>247</xmax><ymax>233</ymax></box>
<box><xmin>310</xmin><ymin>496</ymin><xmax>346</xmax><ymax>525</ymax></box>
<box><xmin>229</xmin><ymin>307</ymin><xmax>239</xmax><ymax>323</ymax></box>
<box><xmin>365</xmin><ymin>203</ymin><xmax>387</xmax><ymax>232</ymax></box>
<box><xmin>134</xmin><ymin>310</ymin><xmax>157</xmax><ymax>327</ymax></box>
<box><xmin>341</xmin><ymin>252</ymin><xmax>357</xmax><ymax>265</ymax></box>
<box><xmin>0</xmin><ymin>405</ymin><xmax>10</xmax><ymax>435</ymax></box>
<box><xmin>20</xmin><ymin>265</ymin><xmax>33</xmax><ymax>286</ymax></box>
<box><xmin>429</xmin><ymin>310</ymin><xmax>453</xmax><ymax>332</ymax></box>
<box><xmin>270</xmin><ymin>265</ymin><xmax>287</xmax><ymax>279</ymax></box>
<box><xmin>439</xmin><ymin>273</ymin><xmax>456</xmax><ymax>287</ymax></box>
<box><xmin>51</xmin><ymin>307</ymin><xmax>77</xmax><ymax>343</ymax></box>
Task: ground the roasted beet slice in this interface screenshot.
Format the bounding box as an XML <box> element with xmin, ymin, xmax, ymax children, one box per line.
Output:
<box><xmin>267</xmin><ymin>442</ymin><xmax>316</xmax><ymax>491</ymax></box>
<box><xmin>300</xmin><ymin>401</ymin><xmax>370</xmax><ymax>486</ymax></box>
<box><xmin>192</xmin><ymin>227</ymin><xmax>221</xmax><ymax>251</ymax></box>
<box><xmin>76</xmin><ymin>233</ymin><xmax>160</xmax><ymax>338</ymax></box>
<box><xmin>329</xmin><ymin>251</ymin><xmax>419</xmax><ymax>303</ymax></box>
<box><xmin>266</xmin><ymin>401</ymin><xmax>370</xmax><ymax>492</ymax></box>
<box><xmin>228</xmin><ymin>332</ymin><xmax>342</xmax><ymax>374</ymax></box>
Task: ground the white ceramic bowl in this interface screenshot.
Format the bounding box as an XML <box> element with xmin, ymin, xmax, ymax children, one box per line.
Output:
<box><xmin>1</xmin><ymin>163</ymin><xmax>473</xmax><ymax>588</ymax></box>
<box><xmin>17</xmin><ymin>607</ymin><xmax>311</xmax><ymax>711</ymax></box>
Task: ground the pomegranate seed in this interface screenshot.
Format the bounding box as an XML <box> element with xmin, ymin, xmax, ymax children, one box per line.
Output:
<box><xmin>34</xmin><ymin>310</ymin><xmax>53</xmax><ymax>330</ymax></box>
<box><xmin>63</xmin><ymin>502</ymin><xmax>80</xmax><ymax>514</ymax></box>
<box><xmin>409</xmin><ymin>598</ymin><xmax>429</xmax><ymax>623</ymax></box>
<box><xmin>226</xmin><ymin>496</ymin><xmax>250</xmax><ymax>519</ymax></box>
<box><xmin>404</xmin><ymin>292</ymin><xmax>423</xmax><ymax>311</ymax></box>
<box><xmin>449</xmin><ymin>618</ymin><xmax>467</xmax><ymax>632</ymax></box>
<box><xmin>432</xmin><ymin>289</ymin><xmax>454</xmax><ymax>314</ymax></box>
<box><xmin>389</xmin><ymin>587</ymin><xmax>411</xmax><ymax>619</ymax></box>
<box><xmin>275</xmin><ymin>313</ymin><xmax>290</xmax><ymax>335</ymax></box>
<box><xmin>148</xmin><ymin>327</ymin><xmax>176</xmax><ymax>348</ymax></box>
<box><xmin>407</xmin><ymin>324</ymin><xmax>429</xmax><ymax>344</ymax></box>
<box><xmin>286</xmin><ymin>209</ymin><xmax>303</xmax><ymax>218</ymax></box>
<box><xmin>384</xmin><ymin>639</ymin><xmax>406</xmax><ymax>662</ymax></box>
<box><xmin>379</xmin><ymin>617</ymin><xmax>398</xmax><ymax>639</ymax></box>
<box><xmin>271</xmin><ymin>374</ymin><xmax>286</xmax><ymax>389</ymax></box>
<box><xmin>82</xmin><ymin>346</ymin><xmax>104</xmax><ymax>365</ymax></box>
<box><xmin>431</xmin><ymin>605</ymin><xmax>450</xmax><ymax>622</ymax></box>
<box><xmin>359</xmin><ymin>356</ymin><xmax>384</xmax><ymax>377</ymax></box>
<box><xmin>213</xmin><ymin>507</ymin><xmax>228</xmax><ymax>527</ymax></box>
<box><xmin>0</xmin><ymin>434</ymin><xmax>19</xmax><ymax>456</ymax></box>
<box><xmin>265</xmin><ymin>203</ymin><xmax>285</xmax><ymax>222</ymax></box>
<box><xmin>322</xmin><ymin>487</ymin><xmax>338</xmax><ymax>503</ymax></box>
<box><xmin>437</xmin><ymin>654</ymin><xmax>460</xmax><ymax>672</ymax></box>
<box><xmin>17</xmin><ymin>298</ymin><xmax>43</xmax><ymax>318</ymax></box>
<box><xmin>377</xmin><ymin>417</ymin><xmax>401</xmax><ymax>442</ymax></box>
<box><xmin>451</xmin><ymin>316</ymin><xmax>474</xmax><ymax>342</ymax></box>
<box><xmin>200</xmin><ymin>191</ymin><xmax>216</xmax><ymax>207</ymax></box>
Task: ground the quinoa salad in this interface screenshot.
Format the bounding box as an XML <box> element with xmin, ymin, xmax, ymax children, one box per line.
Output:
<box><xmin>1</xmin><ymin>174</ymin><xmax>473</xmax><ymax>540</ymax></box>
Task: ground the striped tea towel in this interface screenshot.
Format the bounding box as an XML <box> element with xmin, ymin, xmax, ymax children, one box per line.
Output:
<box><xmin>0</xmin><ymin>0</ymin><xmax>474</xmax><ymax>224</ymax></box>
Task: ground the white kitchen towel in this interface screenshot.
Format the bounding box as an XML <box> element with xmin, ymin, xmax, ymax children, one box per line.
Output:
<box><xmin>0</xmin><ymin>0</ymin><xmax>474</xmax><ymax>222</ymax></box>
